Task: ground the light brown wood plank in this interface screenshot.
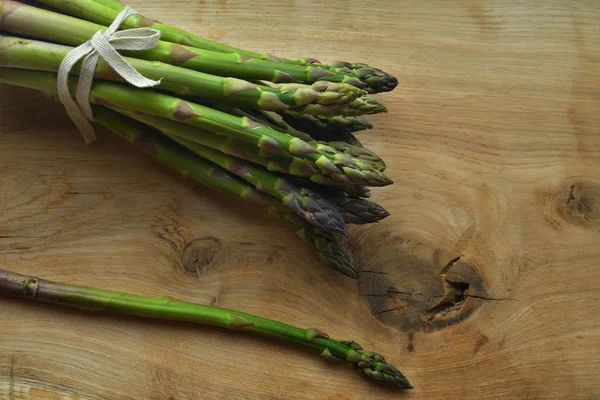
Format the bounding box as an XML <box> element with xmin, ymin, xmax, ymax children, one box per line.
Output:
<box><xmin>1</xmin><ymin>0</ymin><xmax>599</xmax><ymax>399</ymax></box>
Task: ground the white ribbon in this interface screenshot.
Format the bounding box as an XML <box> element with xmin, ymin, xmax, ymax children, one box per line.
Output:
<box><xmin>57</xmin><ymin>6</ymin><xmax>162</xmax><ymax>144</ymax></box>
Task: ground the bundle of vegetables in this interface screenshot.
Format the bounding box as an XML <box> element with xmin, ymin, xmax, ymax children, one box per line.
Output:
<box><xmin>0</xmin><ymin>0</ymin><xmax>397</xmax><ymax>280</ymax></box>
<box><xmin>0</xmin><ymin>1</ymin><xmax>412</xmax><ymax>389</ymax></box>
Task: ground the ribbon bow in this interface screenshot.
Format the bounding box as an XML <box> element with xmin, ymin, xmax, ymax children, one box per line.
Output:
<box><xmin>57</xmin><ymin>6</ymin><xmax>162</xmax><ymax>144</ymax></box>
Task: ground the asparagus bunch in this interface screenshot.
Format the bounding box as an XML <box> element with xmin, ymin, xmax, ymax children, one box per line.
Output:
<box><xmin>0</xmin><ymin>0</ymin><xmax>396</xmax><ymax>277</ymax></box>
<box><xmin>0</xmin><ymin>268</ymin><xmax>412</xmax><ymax>388</ymax></box>
<box><xmin>93</xmin><ymin>94</ymin><xmax>363</xmax><ymax>277</ymax></box>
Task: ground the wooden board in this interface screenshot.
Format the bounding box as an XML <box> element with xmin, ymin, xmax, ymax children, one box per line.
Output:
<box><xmin>1</xmin><ymin>0</ymin><xmax>600</xmax><ymax>399</ymax></box>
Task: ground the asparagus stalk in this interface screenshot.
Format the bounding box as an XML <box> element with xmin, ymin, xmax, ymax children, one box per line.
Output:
<box><xmin>327</xmin><ymin>142</ymin><xmax>386</xmax><ymax>172</ymax></box>
<box><xmin>323</xmin><ymin>61</ymin><xmax>399</xmax><ymax>94</ymax></box>
<box><xmin>0</xmin><ymin>33</ymin><xmax>367</xmax><ymax>117</ymax></box>
<box><xmin>34</xmin><ymin>0</ymin><xmax>398</xmax><ymax>92</ymax></box>
<box><xmin>0</xmin><ymin>68</ymin><xmax>392</xmax><ymax>187</ymax></box>
<box><xmin>0</xmin><ymin>268</ymin><xmax>412</xmax><ymax>388</ymax></box>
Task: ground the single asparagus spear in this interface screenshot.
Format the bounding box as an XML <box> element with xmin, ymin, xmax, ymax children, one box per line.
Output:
<box><xmin>327</xmin><ymin>142</ymin><xmax>386</xmax><ymax>172</ymax></box>
<box><xmin>0</xmin><ymin>33</ymin><xmax>366</xmax><ymax>117</ymax></box>
<box><xmin>323</xmin><ymin>61</ymin><xmax>399</xmax><ymax>94</ymax></box>
<box><xmin>0</xmin><ymin>268</ymin><xmax>412</xmax><ymax>388</ymax></box>
<box><xmin>0</xmin><ymin>68</ymin><xmax>392</xmax><ymax>187</ymax></box>
<box><xmin>34</xmin><ymin>0</ymin><xmax>398</xmax><ymax>92</ymax></box>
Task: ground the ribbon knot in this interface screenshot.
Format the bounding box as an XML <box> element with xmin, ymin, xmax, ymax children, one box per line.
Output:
<box><xmin>57</xmin><ymin>6</ymin><xmax>163</xmax><ymax>144</ymax></box>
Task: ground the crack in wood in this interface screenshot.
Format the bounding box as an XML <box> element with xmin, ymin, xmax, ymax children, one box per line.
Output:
<box><xmin>363</xmin><ymin>289</ymin><xmax>443</xmax><ymax>300</ymax></box>
<box><xmin>374</xmin><ymin>305</ymin><xmax>408</xmax><ymax>316</ymax></box>
<box><xmin>438</xmin><ymin>255</ymin><xmax>462</xmax><ymax>276</ymax></box>
<box><xmin>467</xmin><ymin>294</ymin><xmax>517</xmax><ymax>301</ymax></box>
<box><xmin>567</xmin><ymin>185</ymin><xmax>576</xmax><ymax>205</ymax></box>
<box><xmin>357</xmin><ymin>270</ymin><xmax>389</xmax><ymax>276</ymax></box>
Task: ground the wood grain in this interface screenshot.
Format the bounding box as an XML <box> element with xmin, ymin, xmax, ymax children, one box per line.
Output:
<box><xmin>1</xmin><ymin>0</ymin><xmax>600</xmax><ymax>399</ymax></box>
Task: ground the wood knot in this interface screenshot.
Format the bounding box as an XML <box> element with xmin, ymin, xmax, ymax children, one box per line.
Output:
<box><xmin>179</xmin><ymin>236</ymin><xmax>221</xmax><ymax>276</ymax></box>
<box><xmin>352</xmin><ymin>226</ymin><xmax>486</xmax><ymax>334</ymax></box>
<box><xmin>545</xmin><ymin>178</ymin><xmax>600</xmax><ymax>230</ymax></box>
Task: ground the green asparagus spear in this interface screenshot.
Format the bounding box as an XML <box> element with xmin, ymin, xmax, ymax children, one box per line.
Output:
<box><xmin>326</xmin><ymin>142</ymin><xmax>386</xmax><ymax>172</ymax></box>
<box><xmin>0</xmin><ymin>33</ymin><xmax>366</xmax><ymax>117</ymax></box>
<box><xmin>323</xmin><ymin>61</ymin><xmax>399</xmax><ymax>94</ymax></box>
<box><xmin>0</xmin><ymin>268</ymin><xmax>412</xmax><ymax>387</ymax></box>
<box><xmin>33</xmin><ymin>0</ymin><xmax>398</xmax><ymax>92</ymax></box>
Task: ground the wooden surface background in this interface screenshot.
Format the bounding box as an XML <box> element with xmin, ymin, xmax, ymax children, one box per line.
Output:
<box><xmin>1</xmin><ymin>0</ymin><xmax>600</xmax><ymax>399</ymax></box>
